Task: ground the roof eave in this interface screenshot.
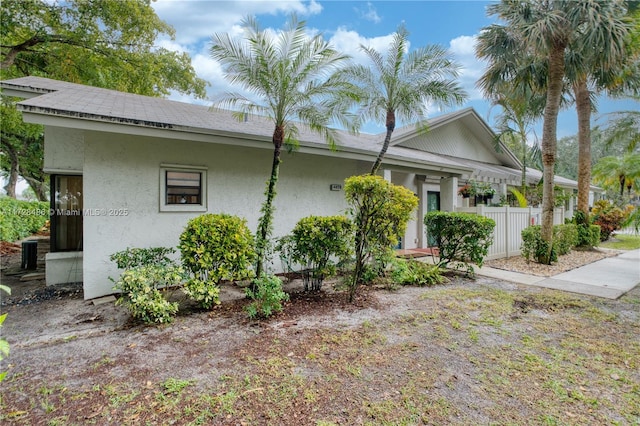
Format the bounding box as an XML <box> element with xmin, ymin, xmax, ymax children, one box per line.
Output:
<box><xmin>20</xmin><ymin>106</ymin><xmax>472</xmax><ymax>175</ymax></box>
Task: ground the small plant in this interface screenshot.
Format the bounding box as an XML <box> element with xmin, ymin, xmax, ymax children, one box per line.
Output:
<box><xmin>179</xmin><ymin>213</ymin><xmax>256</xmax><ymax>309</ymax></box>
<box><xmin>389</xmin><ymin>259</ymin><xmax>446</xmax><ymax>287</ymax></box>
<box><xmin>285</xmin><ymin>215</ymin><xmax>353</xmax><ymax>291</ymax></box>
<box><xmin>424</xmin><ymin>211</ymin><xmax>495</xmax><ymax>276</ymax></box>
<box><xmin>113</xmin><ymin>265</ymin><xmax>182</xmax><ymax>324</ymax></box>
<box><xmin>245</xmin><ymin>274</ymin><xmax>289</xmax><ymax>319</ymax></box>
<box><xmin>0</xmin><ymin>284</ymin><xmax>10</xmax><ymax>382</ymax></box>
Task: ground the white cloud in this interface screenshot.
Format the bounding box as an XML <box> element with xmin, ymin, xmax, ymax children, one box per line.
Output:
<box><xmin>328</xmin><ymin>27</ymin><xmax>398</xmax><ymax>64</ymax></box>
<box><xmin>448</xmin><ymin>35</ymin><xmax>486</xmax><ymax>101</ymax></box>
<box><xmin>152</xmin><ymin>0</ymin><xmax>322</xmax><ymax>46</ymax></box>
<box><xmin>355</xmin><ymin>2</ymin><xmax>381</xmax><ymax>24</ymax></box>
<box><xmin>156</xmin><ymin>37</ymin><xmax>188</xmax><ymax>54</ymax></box>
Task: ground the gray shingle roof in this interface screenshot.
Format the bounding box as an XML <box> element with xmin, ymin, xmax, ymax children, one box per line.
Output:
<box><xmin>2</xmin><ymin>76</ymin><xmax>475</xmax><ymax>174</ymax></box>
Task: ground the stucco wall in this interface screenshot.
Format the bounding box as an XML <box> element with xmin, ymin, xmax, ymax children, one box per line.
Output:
<box><xmin>82</xmin><ymin>132</ymin><xmax>360</xmax><ymax>299</ymax></box>
<box><xmin>43</xmin><ymin>126</ymin><xmax>84</xmax><ymax>173</ymax></box>
<box><xmin>391</xmin><ymin>172</ymin><xmax>419</xmax><ymax>249</ymax></box>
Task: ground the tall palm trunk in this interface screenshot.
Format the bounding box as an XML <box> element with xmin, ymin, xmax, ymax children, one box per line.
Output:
<box><xmin>370</xmin><ymin>110</ymin><xmax>396</xmax><ymax>175</ymax></box>
<box><xmin>575</xmin><ymin>77</ymin><xmax>592</xmax><ymax>216</ymax></box>
<box><xmin>255</xmin><ymin>125</ymin><xmax>284</xmax><ymax>277</ymax></box>
<box><xmin>519</xmin><ymin>126</ymin><xmax>528</xmax><ymax>195</ymax></box>
<box><xmin>540</xmin><ymin>44</ymin><xmax>565</xmax><ymax>263</ymax></box>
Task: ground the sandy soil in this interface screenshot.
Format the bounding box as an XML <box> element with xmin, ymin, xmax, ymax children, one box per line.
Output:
<box><xmin>1</xmin><ymin>250</ymin><xmax>638</xmax><ymax>425</ymax></box>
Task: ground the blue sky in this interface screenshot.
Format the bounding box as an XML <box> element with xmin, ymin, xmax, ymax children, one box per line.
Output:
<box><xmin>150</xmin><ymin>0</ymin><xmax>638</xmax><ymax>140</ymax></box>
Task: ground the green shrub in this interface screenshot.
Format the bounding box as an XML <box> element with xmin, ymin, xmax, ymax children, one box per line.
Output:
<box><xmin>286</xmin><ymin>215</ymin><xmax>353</xmax><ymax>291</ymax></box>
<box><xmin>179</xmin><ymin>213</ymin><xmax>256</xmax><ymax>309</ymax></box>
<box><xmin>245</xmin><ymin>274</ymin><xmax>289</xmax><ymax>319</ymax></box>
<box><xmin>0</xmin><ymin>197</ymin><xmax>49</xmax><ymax>242</ymax></box>
<box><xmin>389</xmin><ymin>259</ymin><xmax>446</xmax><ymax>287</ymax></box>
<box><xmin>553</xmin><ymin>224</ymin><xmax>578</xmax><ymax>256</ymax></box>
<box><xmin>110</xmin><ymin>247</ymin><xmax>176</xmax><ymax>269</ymax></box>
<box><xmin>345</xmin><ymin>175</ymin><xmax>418</xmax><ymax>301</ymax></box>
<box><xmin>113</xmin><ymin>265</ymin><xmax>183</xmax><ymax>324</ymax></box>
<box><xmin>424</xmin><ymin>211</ymin><xmax>495</xmax><ymax>276</ymax></box>
<box><xmin>521</xmin><ymin>226</ymin><xmax>557</xmax><ymax>264</ymax></box>
<box><xmin>573</xmin><ymin>211</ymin><xmax>600</xmax><ymax>248</ymax></box>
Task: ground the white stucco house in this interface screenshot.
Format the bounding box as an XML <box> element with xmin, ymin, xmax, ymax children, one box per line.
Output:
<box><xmin>1</xmin><ymin>76</ymin><xmax>594</xmax><ymax>299</ymax></box>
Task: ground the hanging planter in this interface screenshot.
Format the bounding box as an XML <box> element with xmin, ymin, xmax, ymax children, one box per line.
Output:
<box><xmin>458</xmin><ymin>184</ymin><xmax>472</xmax><ymax>198</ymax></box>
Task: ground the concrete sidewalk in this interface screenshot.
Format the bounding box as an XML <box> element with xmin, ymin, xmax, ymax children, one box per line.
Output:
<box><xmin>475</xmin><ymin>249</ymin><xmax>640</xmax><ymax>299</ymax></box>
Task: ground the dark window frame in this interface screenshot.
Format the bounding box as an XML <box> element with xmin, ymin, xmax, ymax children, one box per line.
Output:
<box><xmin>50</xmin><ymin>174</ymin><xmax>83</xmax><ymax>252</ymax></box>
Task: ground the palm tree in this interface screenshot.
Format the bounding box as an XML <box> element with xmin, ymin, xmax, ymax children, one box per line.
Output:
<box><xmin>603</xmin><ymin>102</ymin><xmax>640</xmax><ymax>152</ymax></box>
<box><xmin>478</xmin><ymin>0</ymin><xmax>631</xmax><ymax>263</ymax></box>
<box><xmin>490</xmin><ymin>87</ymin><xmax>545</xmax><ymax>194</ymax></box>
<box><xmin>340</xmin><ymin>24</ymin><xmax>466</xmax><ymax>175</ymax></box>
<box><xmin>210</xmin><ymin>15</ymin><xmax>359</xmax><ymax>276</ymax></box>
<box><xmin>564</xmin><ymin>0</ymin><xmax>633</xmax><ymax>216</ymax></box>
<box><xmin>592</xmin><ymin>153</ymin><xmax>640</xmax><ymax>197</ymax></box>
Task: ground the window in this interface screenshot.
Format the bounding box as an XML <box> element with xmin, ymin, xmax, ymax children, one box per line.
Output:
<box><xmin>51</xmin><ymin>175</ymin><xmax>83</xmax><ymax>252</ymax></box>
<box><xmin>160</xmin><ymin>165</ymin><xmax>207</xmax><ymax>212</ymax></box>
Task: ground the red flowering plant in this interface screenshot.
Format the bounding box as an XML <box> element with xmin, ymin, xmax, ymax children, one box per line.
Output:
<box><xmin>458</xmin><ymin>184</ymin><xmax>473</xmax><ymax>198</ymax></box>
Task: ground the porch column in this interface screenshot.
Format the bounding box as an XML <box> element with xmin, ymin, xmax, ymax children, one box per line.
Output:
<box><xmin>383</xmin><ymin>169</ymin><xmax>392</xmax><ymax>182</ymax></box>
<box><xmin>500</xmin><ymin>182</ymin><xmax>508</xmax><ymax>202</ymax></box>
<box><xmin>417</xmin><ymin>179</ymin><xmax>426</xmax><ymax>248</ymax></box>
<box><xmin>440</xmin><ymin>176</ymin><xmax>458</xmax><ymax>212</ymax></box>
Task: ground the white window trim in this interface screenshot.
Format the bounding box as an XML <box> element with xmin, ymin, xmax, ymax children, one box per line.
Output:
<box><xmin>159</xmin><ymin>164</ymin><xmax>207</xmax><ymax>212</ymax></box>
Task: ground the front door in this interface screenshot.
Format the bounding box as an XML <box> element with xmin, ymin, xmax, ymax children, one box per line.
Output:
<box><xmin>426</xmin><ymin>191</ymin><xmax>440</xmax><ymax>247</ymax></box>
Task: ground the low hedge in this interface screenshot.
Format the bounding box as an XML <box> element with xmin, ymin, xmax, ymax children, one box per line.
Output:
<box><xmin>521</xmin><ymin>223</ymin><xmax>580</xmax><ymax>264</ymax></box>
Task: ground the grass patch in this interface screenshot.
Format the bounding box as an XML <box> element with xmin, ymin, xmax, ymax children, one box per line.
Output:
<box><xmin>2</xmin><ymin>284</ymin><xmax>639</xmax><ymax>425</ymax></box>
<box><xmin>601</xmin><ymin>233</ymin><xmax>640</xmax><ymax>250</ymax></box>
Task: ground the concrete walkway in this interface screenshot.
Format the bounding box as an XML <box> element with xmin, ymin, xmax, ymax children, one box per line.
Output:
<box><xmin>475</xmin><ymin>249</ymin><xmax>640</xmax><ymax>299</ymax></box>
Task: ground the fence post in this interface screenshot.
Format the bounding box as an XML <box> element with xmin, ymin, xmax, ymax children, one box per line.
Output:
<box><xmin>505</xmin><ymin>205</ymin><xmax>510</xmax><ymax>258</ymax></box>
<box><xmin>528</xmin><ymin>206</ymin><xmax>534</xmax><ymax>226</ymax></box>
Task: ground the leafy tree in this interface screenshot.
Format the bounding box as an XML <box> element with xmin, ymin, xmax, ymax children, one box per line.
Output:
<box><xmin>209</xmin><ymin>15</ymin><xmax>359</xmax><ymax>277</ymax></box>
<box><xmin>478</xmin><ymin>0</ymin><xmax>630</xmax><ymax>264</ymax></box>
<box><xmin>0</xmin><ymin>0</ymin><xmax>207</xmax><ymax>198</ymax></box>
<box><xmin>340</xmin><ymin>24</ymin><xmax>466</xmax><ymax>175</ymax></box>
<box><xmin>0</xmin><ymin>102</ymin><xmax>44</xmax><ymax>198</ymax></box>
<box><xmin>554</xmin><ymin>128</ymin><xmax>624</xmax><ymax>181</ymax></box>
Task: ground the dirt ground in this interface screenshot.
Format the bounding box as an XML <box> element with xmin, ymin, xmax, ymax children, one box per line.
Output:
<box><xmin>1</xmin><ymin>250</ymin><xmax>639</xmax><ymax>425</ymax></box>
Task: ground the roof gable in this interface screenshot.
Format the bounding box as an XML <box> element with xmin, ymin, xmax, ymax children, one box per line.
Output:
<box><xmin>390</xmin><ymin>108</ymin><xmax>521</xmax><ymax>169</ymax></box>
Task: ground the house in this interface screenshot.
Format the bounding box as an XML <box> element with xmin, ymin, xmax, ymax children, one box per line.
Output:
<box><xmin>1</xmin><ymin>76</ymin><xmax>595</xmax><ymax>299</ymax></box>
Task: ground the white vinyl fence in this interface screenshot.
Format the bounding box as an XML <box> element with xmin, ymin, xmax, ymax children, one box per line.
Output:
<box><xmin>455</xmin><ymin>206</ymin><xmax>566</xmax><ymax>260</ymax></box>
